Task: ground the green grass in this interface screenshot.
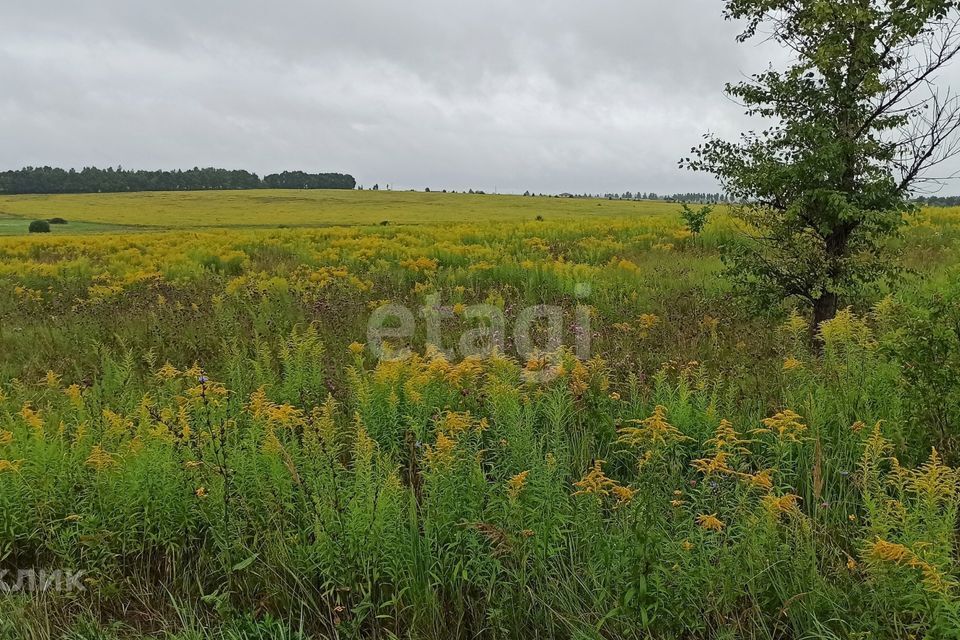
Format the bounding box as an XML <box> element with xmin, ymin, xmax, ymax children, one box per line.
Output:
<box><xmin>0</xmin><ymin>193</ymin><xmax>957</xmax><ymax>639</ymax></box>
<box><xmin>0</xmin><ymin>190</ymin><xmax>681</xmax><ymax>230</ymax></box>
<box><xmin>0</xmin><ymin>214</ymin><xmax>133</xmax><ymax>236</ymax></box>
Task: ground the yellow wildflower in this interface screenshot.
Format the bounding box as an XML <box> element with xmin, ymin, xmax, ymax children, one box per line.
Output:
<box><xmin>741</xmin><ymin>468</ymin><xmax>774</xmax><ymax>491</ymax></box>
<box><xmin>64</xmin><ymin>384</ymin><xmax>83</xmax><ymax>407</ymax></box>
<box><xmin>611</xmin><ymin>484</ymin><xmax>636</xmax><ymax>507</ymax></box>
<box><xmin>696</xmin><ymin>513</ymin><xmax>726</xmax><ymax>532</ymax></box>
<box><xmin>426</xmin><ymin>432</ymin><xmax>456</xmax><ymax>469</ymax></box>
<box><xmin>42</xmin><ymin>370</ymin><xmax>61</xmax><ymax>389</ymax></box>
<box><xmin>85</xmin><ymin>445</ymin><xmax>118</xmax><ymax>471</ymax></box>
<box><xmin>19</xmin><ymin>404</ymin><xmax>43</xmax><ymax>437</ymax></box>
<box><xmin>573</xmin><ymin>459</ymin><xmax>616</xmax><ymax>497</ymax></box>
<box><xmin>782</xmin><ymin>309</ymin><xmax>807</xmax><ymax>339</ymax></box>
<box><xmin>348</xmin><ymin>342</ymin><xmax>366</xmax><ymax>355</ymax></box>
<box><xmin>762</xmin><ymin>493</ymin><xmax>801</xmax><ymax>517</ymax></box>
<box><xmin>692</xmin><ymin>451</ymin><xmax>733</xmax><ymax>476</ymax></box>
<box><xmin>755</xmin><ymin>409</ymin><xmax>807</xmax><ymax>442</ymax></box>
<box><xmin>0</xmin><ymin>459</ymin><xmax>23</xmax><ymax>473</ymax></box>
<box><xmin>617</xmin><ymin>405</ymin><xmax>690</xmax><ymax>451</ymax></box>
<box><xmin>506</xmin><ymin>470</ymin><xmax>529</xmax><ymax>500</ymax></box>
<box><xmin>440</xmin><ymin>411</ymin><xmax>473</xmax><ymax>436</ymax></box>
<box><xmin>156</xmin><ymin>362</ymin><xmax>179</xmax><ymax>380</ymax></box>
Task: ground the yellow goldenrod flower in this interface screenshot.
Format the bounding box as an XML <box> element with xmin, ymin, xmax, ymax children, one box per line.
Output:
<box><xmin>692</xmin><ymin>451</ymin><xmax>733</xmax><ymax>476</ymax></box>
<box><xmin>611</xmin><ymin>484</ymin><xmax>636</xmax><ymax>507</ymax></box>
<box><xmin>42</xmin><ymin>370</ymin><xmax>61</xmax><ymax>389</ymax></box>
<box><xmin>506</xmin><ymin>470</ymin><xmax>529</xmax><ymax>500</ymax></box>
<box><xmin>19</xmin><ymin>404</ymin><xmax>44</xmax><ymax>438</ymax></box>
<box><xmin>0</xmin><ymin>459</ymin><xmax>23</xmax><ymax>473</ymax></box>
<box><xmin>740</xmin><ymin>468</ymin><xmax>774</xmax><ymax>491</ymax></box>
<box><xmin>156</xmin><ymin>362</ymin><xmax>179</xmax><ymax>380</ymax></box>
<box><xmin>755</xmin><ymin>409</ymin><xmax>807</xmax><ymax>442</ymax></box>
<box><xmin>617</xmin><ymin>405</ymin><xmax>690</xmax><ymax>451</ymax></box>
<box><xmin>85</xmin><ymin>445</ymin><xmax>118</xmax><ymax>471</ymax></box>
<box><xmin>762</xmin><ymin>493</ymin><xmax>801</xmax><ymax>517</ymax></box>
<box><xmin>782</xmin><ymin>309</ymin><xmax>807</xmax><ymax>338</ymax></box>
<box><xmin>440</xmin><ymin>410</ymin><xmax>473</xmax><ymax>436</ymax></box>
<box><xmin>573</xmin><ymin>459</ymin><xmax>616</xmax><ymax>497</ymax></box>
<box><xmin>696</xmin><ymin>513</ymin><xmax>726</xmax><ymax>532</ymax></box>
<box><xmin>425</xmin><ymin>432</ymin><xmax>456</xmax><ymax>469</ymax></box>
<box><xmin>348</xmin><ymin>342</ymin><xmax>366</xmax><ymax>355</ymax></box>
<box><xmin>64</xmin><ymin>384</ymin><xmax>83</xmax><ymax>408</ymax></box>
<box><xmin>262</xmin><ymin>430</ymin><xmax>284</xmax><ymax>456</ymax></box>
<box><xmin>868</xmin><ymin>538</ymin><xmax>913</xmax><ymax>564</ymax></box>
<box><xmin>783</xmin><ymin>357</ymin><xmax>803</xmax><ymax>371</ymax></box>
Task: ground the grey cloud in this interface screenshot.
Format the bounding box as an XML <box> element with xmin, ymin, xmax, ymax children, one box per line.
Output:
<box><xmin>0</xmin><ymin>1</ymin><xmax>822</xmax><ymax>193</ymax></box>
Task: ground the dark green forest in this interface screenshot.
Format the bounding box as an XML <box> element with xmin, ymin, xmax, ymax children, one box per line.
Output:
<box><xmin>0</xmin><ymin>166</ymin><xmax>356</xmax><ymax>194</ymax></box>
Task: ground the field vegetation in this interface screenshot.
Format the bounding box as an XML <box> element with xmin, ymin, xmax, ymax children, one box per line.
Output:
<box><xmin>0</xmin><ymin>191</ymin><xmax>958</xmax><ymax>638</ymax></box>
<box><xmin>0</xmin><ymin>190</ymin><xmax>681</xmax><ymax>230</ymax></box>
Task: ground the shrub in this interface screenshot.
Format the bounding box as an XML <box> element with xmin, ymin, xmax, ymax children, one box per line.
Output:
<box><xmin>47</xmin><ymin>217</ymin><xmax>68</xmax><ymax>225</ymax></box>
<box><xmin>28</xmin><ymin>220</ymin><xmax>51</xmax><ymax>233</ymax></box>
<box><xmin>679</xmin><ymin>203</ymin><xmax>711</xmax><ymax>235</ymax></box>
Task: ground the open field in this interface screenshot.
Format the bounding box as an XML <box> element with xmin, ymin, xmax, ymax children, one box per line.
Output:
<box><xmin>0</xmin><ymin>193</ymin><xmax>959</xmax><ymax>638</ymax></box>
<box><xmin>0</xmin><ymin>189</ymin><xmax>680</xmax><ymax>231</ymax></box>
<box><xmin>0</xmin><ymin>214</ymin><xmax>133</xmax><ymax>236</ymax></box>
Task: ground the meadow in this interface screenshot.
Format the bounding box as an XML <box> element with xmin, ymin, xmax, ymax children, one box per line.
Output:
<box><xmin>0</xmin><ymin>190</ymin><xmax>672</xmax><ymax>231</ymax></box>
<box><xmin>0</xmin><ymin>190</ymin><xmax>958</xmax><ymax>639</ymax></box>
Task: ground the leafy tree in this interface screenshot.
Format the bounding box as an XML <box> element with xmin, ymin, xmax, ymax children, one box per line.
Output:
<box><xmin>28</xmin><ymin>220</ymin><xmax>50</xmax><ymax>233</ymax></box>
<box><xmin>685</xmin><ymin>0</ymin><xmax>960</xmax><ymax>332</ymax></box>
<box><xmin>680</xmin><ymin>203</ymin><xmax>712</xmax><ymax>235</ymax></box>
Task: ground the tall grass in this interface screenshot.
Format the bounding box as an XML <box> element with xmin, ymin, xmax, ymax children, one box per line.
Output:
<box><xmin>0</xmin><ymin>205</ymin><xmax>958</xmax><ymax>638</ymax></box>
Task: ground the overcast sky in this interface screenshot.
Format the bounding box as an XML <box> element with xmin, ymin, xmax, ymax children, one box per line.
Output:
<box><xmin>3</xmin><ymin>1</ymin><xmax>955</xmax><ymax>195</ymax></box>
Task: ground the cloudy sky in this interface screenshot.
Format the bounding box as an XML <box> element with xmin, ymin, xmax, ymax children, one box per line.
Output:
<box><xmin>0</xmin><ymin>1</ymin><xmax>884</xmax><ymax>194</ymax></box>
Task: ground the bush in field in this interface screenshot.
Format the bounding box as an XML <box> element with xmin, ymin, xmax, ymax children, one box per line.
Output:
<box><xmin>679</xmin><ymin>203</ymin><xmax>710</xmax><ymax>236</ymax></box>
<box><xmin>47</xmin><ymin>217</ymin><xmax>68</xmax><ymax>224</ymax></box>
<box><xmin>27</xmin><ymin>219</ymin><xmax>50</xmax><ymax>233</ymax></box>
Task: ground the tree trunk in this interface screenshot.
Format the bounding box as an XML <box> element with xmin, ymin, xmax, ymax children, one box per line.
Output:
<box><xmin>811</xmin><ymin>291</ymin><xmax>838</xmax><ymax>352</ymax></box>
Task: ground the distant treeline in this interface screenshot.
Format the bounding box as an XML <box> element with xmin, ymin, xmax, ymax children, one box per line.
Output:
<box><xmin>913</xmin><ymin>195</ymin><xmax>960</xmax><ymax>207</ymax></box>
<box><xmin>553</xmin><ymin>191</ymin><xmax>733</xmax><ymax>203</ymax></box>
<box><xmin>0</xmin><ymin>167</ymin><xmax>356</xmax><ymax>194</ymax></box>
